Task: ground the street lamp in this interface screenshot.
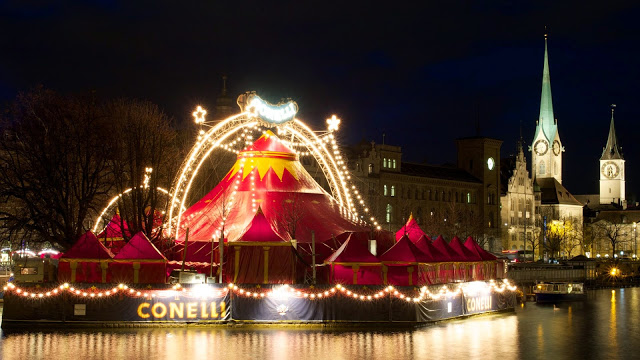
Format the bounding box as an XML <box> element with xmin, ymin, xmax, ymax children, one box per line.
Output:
<box><xmin>634</xmin><ymin>222</ymin><xmax>637</xmax><ymax>260</ymax></box>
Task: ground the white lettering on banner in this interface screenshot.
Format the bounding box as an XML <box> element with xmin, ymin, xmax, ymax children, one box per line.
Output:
<box><xmin>466</xmin><ymin>295</ymin><xmax>492</xmax><ymax>312</ymax></box>
<box><xmin>243</xmin><ymin>94</ymin><xmax>298</xmax><ymax>124</ymax></box>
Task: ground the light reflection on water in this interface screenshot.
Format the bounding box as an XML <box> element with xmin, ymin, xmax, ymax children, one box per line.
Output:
<box><xmin>1</xmin><ymin>288</ymin><xmax>639</xmax><ymax>360</ymax></box>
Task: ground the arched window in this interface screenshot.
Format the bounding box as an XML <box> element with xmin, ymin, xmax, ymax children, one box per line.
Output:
<box><xmin>539</xmin><ymin>161</ymin><xmax>545</xmax><ymax>175</ymax></box>
<box><xmin>386</xmin><ymin>204</ymin><xmax>393</xmax><ymax>223</ymax></box>
<box><xmin>429</xmin><ymin>190</ymin><xmax>433</xmax><ymax>200</ymax></box>
<box><xmin>383</xmin><ymin>158</ymin><xmax>387</xmax><ymax>168</ymax></box>
<box><xmin>393</xmin><ymin>159</ymin><xmax>396</xmax><ymax>169</ymax></box>
<box><xmin>384</xmin><ymin>184</ymin><xmax>388</xmax><ymax>196</ymax></box>
<box><xmin>391</xmin><ymin>185</ymin><xmax>396</xmax><ymax>197</ymax></box>
<box><xmin>554</xmin><ymin>162</ymin><xmax>557</xmax><ymax>175</ymax></box>
<box><xmin>368</xmin><ymin>163</ymin><xmax>374</xmax><ymax>174</ymax></box>
<box><xmin>467</xmin><ymin>192</ymin><xmax>471</xmax><ymax>203</ymax></box>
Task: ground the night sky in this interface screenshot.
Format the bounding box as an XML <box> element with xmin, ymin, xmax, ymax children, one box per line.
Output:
<box><xmin>2</xmin><ymin>1</ymin><xmax>639</xmax><ymax>199</ymax></box>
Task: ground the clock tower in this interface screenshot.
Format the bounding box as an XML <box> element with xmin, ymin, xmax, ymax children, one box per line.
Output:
<box><xmin>531</xmin><ymin>34</ymin><xmax>563</xmax><ymax>184</ymax></box>
<box><xmin>599</xmin><ymin>105</ymin><xmax>625</xmax><ymax>207</ymax></box>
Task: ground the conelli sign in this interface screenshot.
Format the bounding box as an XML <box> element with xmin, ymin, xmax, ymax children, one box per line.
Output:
<box><xmin>239</xmin><ymin>93</ymin><xmax>298</xmax><ymax>124</ymax></box>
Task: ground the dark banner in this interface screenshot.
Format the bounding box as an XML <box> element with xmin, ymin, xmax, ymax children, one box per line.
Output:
<box><xmin>3</xmin><ymin>285</ymin><xmax>230</xmax><ymax>323</ymax></box>
<box><xmin>417</xmin><ymin>294</ymin><xmax>465</xmax><ymax>322</ymax></box>
<box><xmin>2</xmin><ymin>284</ymin><xmax>515</xmax><ymax>325</ymax></box>
<box><xmin>462</xmin><ymin>291</ymin><xmax>515</xmax><ymax>315</ymax></box>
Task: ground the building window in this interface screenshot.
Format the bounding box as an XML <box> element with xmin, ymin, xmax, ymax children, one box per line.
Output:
<box><xmin>429</xmin><ymin>190</ymin><xmax>433</xmax><ymax>200</ymax></box>
<box><xmin>383</xmin><ymin>158</ymin><xmax>387</xmax><ymax>168</ymax></box>
<box><xmin>384</xmin><ymin>184</ymin><xmax>388</xmax><ymax>196</ymax></box>
<box><xmin>386</xmin><ymin>204</ymin><xmax>393</xmax><ymax>223</ymax></box>
<box><xmin>554</xmin><ymin>162</ymin><xmax>557</xmax><ymax>175</ymax></box>
<box><xmin>391</xmin><ymin>185</ymin><xmax>395</xmax><ymax>197</ymax></box>
<box><xmin>467</xmin><ymin>192</ymin><xmax>471</xmax><ymax>203</ymax></box>
<box><xmin>539</xmin><ymin>161</ymin><xmax>545</xmax><ymax>175</ymax></box>
<box><xmin>368</xmin><ymin>163</ymin><xmax>373</xmax><ymax>174</ymax></box>
<box><xmin>393</xmin><ymin>159</ymin><xmax>396</xmax><ymax>169</ymax></box>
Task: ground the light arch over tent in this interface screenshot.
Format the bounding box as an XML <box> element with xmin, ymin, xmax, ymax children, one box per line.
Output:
<box><xmin>166</xmin><ymin>92</ymin><xmax>377</xmax><ymax>239</ymax></box>
<box><xmin>92</xmin><ymin>186</ymin><xmax>175</xmax><ymax>234</ymax></box>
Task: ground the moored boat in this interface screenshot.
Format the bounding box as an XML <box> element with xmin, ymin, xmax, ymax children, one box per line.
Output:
<box><xmin>534</xmin><ymin>282</ymin><xmax>585</xmax><ymax>303</ymax></box>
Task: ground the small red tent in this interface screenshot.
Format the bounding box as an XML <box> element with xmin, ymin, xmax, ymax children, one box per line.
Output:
<box><xmin>325</xmin><ymin>233</ymin><xmax>382</xmax><ymax>285</ymax></box>
<box><xmin>226</xmin><ymin>207</ymin><xmax>294</xmax><ymax>284</ymax></box>
<box><xmin>449</xmin><ymin>236</ymin><xmax>482</xmax><ymax>261</ymax></box>
<box><xmin>414</xmin><ymin>235</ymin><xmax>450</xmax><ymax>284</ymax></box>
<box><xmin>96</xmin><ymin>213</ymin><xmax>131</xmax><ymax>254</ymax></box>
<box><xmin>110</xmin><ymin>232</ymin><xmax>167</xmax><ymax>284</ymax></box>
<box><xmin>464</xmin><ymin>237</ymin><xmax>497</xmax><ymax>260</ymax></box>
<box><xmin>464</xmin><ymin>237</ymin><xmax>499</xmax><ymax>280</ymax></box>
<box><xmin>58</xmin><ymin>231</ymin><xmax>114</xmax><ymax>283</ymax></box>
<box><xmin>395</xmin><ymin>214</ymin><xmax>426</xmax><ymax>243</ymax></box>
<box><xmin>448</xmin><ymin>236</ymin><xmax>482</xmax><ymax>281</ymax></box>
<box><xmin>380</xmin><ymin>235</ymin><xmax>431</xmax><ymax>286</ymax></box>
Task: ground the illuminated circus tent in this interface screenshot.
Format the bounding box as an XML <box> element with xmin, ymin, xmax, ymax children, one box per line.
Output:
<box><xmin>166</xmin><ymin>92</ymin><xmax>393</xmax><ymax>283</ymax></box>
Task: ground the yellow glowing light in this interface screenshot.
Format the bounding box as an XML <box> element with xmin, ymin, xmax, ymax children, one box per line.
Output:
<box><xmin>326</xmin><ymin>114</ymin><xmax>341</xmax><ymax>132</ymax></box>
<box><xmin>193</xmin><ymin>106</ymin><xmax>207</xmax><ymax>124</ymax></box>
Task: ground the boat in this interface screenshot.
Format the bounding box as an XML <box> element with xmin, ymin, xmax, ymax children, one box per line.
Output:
<box><xmin>533</xmin><ymin>282</ymin><xmax>585</xmax><ymax>303</ymax></box>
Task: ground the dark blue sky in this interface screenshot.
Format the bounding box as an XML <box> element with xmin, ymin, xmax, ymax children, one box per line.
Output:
<box><xmin>1</xmin><ymin>1</ymin><xmax>639</xmax><ymax>199</ymax></box>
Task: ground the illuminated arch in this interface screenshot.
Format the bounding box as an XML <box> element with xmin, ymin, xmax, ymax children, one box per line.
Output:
<box><xmin>166</xmin><ymin>96</ymin><xmax>378</xmax><ymax>239</ymax></box>
<box><xmin>92</xmin><ymin>187</ymin><xmax>174</xmax><ymax>234</ymax></box>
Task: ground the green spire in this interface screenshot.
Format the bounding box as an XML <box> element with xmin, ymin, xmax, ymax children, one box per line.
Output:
<box><xmin>601</xmin><ymin>105</ymin><xmax>623</xmax><ymax>160</ymax></box>
<box><xmin>537</xmin><ymin>34</ymin><xmax>556</xmax><ymax>141</ymax></box>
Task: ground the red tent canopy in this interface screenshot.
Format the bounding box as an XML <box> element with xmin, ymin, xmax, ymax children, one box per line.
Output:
<box><xmin>464</xmin><ymin>237</ymin><xmax>497</xmax><ymax>260</ymax></box>
<box><xmin>380</xmin><ymin>235</ymin><xmax>433</xmax><ymax>263</ymax></box>
<box><xmin>395</xmin><ymin>214</ymin><xmax>426</xmax><ymax>243</ymax></box>
<box><xmin>325</xmin><ymin>233</ymin><xmax>379</xmax><ymax>263</ymax></box>
<box><xmin>97</xmin><ymin>213</ymin><xmax>131</xmax><ymax>241</ymax></box>
<box><xmin>415</xmin><ymin>235</ymin><xmax>448</xmax><ymax>261</ymax></box>
<box><xmin>224</xmin><ymin>206</ymin><xmax>295</xmax><ymax>284</ymax></box>
<box><xmin>176</xmin><ymin>130</ymin><xmax>368</xmax><ymax>264</ymax></box>
<box><xmin>61</xmin><ymin>231</ymin><xmax>114</xmax><ymax>259</ymax></box>
<box><xmin>114</xmin><ymin>232</ymin><xmax>166</xmax><ymax>260</ymax></box>
<box><xmin>325</xmin><ymin>233</ymin><xmax>381</xmax><ymax>285</ymax></box>
<box><xmin>236</xmin><ymin>207</ymin><xmax>286</xmax><ymax>243</ymax></box>
<box><xmin>58</xmin><ymin>231</ymin><xmax>114</xmax><ymax>283</ymax></box>
<box><xmin>432</xmin><ymin>235</ymin><xmax>466</xmax><ymax>262</ymax></box>
<box><xmin>111</xmin><ymin>232</ymin><xmax>167</xmax><ymax>284</ymax></box>
<box><xmin>449</xmin><ymin>236</ymin><xmax>482</xmax><ymax>261</ymax></box>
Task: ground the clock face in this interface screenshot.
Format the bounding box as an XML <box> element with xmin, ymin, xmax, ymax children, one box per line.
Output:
<box><xmin>534</xmin><ymin>140</ymin><xmax>548</xmax><ymax>156</ymax></box>
<box><xmin>487</xmin><ymin>157</ymin><xmax>495</xmax><ymax>170</ymax></box>
<box><xmin>553</xmin><ymin>140</ymin><xmax>561</xmax><ymax>156</ymax></box>
<box><xmin>602</xmin><ymin>162</ymin><xmax>619</xmax><ymax>179</ymax></box>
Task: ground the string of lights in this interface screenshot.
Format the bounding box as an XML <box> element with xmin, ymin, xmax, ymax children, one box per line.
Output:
<box><xmin>3</xmin><ymin>280</ymin><xmax>516</xmax><ymax>302</ymax></box>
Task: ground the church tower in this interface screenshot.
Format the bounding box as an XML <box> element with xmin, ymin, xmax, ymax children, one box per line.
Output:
<box><xmin>599</xmin><ymin>105</ymin><xmax>625</xmax><ymax>207</ymax></box>
<box><xmin>531</xmin><ymin>34</ymin><xmax>563</xmax><ymax>184</ymax></box>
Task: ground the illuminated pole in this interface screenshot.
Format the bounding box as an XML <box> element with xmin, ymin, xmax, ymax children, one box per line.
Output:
<box><xmin>181</xmin><ymin>228</ymin><xmax>189</xmax><ymax>272</ymax></box>
<box><xmin>311</xmin><ymin>230</ymin><xmax>316</xmax><ymax>285</ymax></box>
<box><xmin>218</xmin><ymin>232</ymin><xmax>224</xmax><ymax>283</ymax></box>
<box><xmin>634</xmin><ymin>222</ymin><xmax>637</xmax><ymax>259</ymax></box>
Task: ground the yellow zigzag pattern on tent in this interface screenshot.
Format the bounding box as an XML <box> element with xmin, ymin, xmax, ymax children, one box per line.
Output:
<box><xmin>227</xmin><ymin>157</ymin><xmax>300</xmax><ymax>182</ymax></box>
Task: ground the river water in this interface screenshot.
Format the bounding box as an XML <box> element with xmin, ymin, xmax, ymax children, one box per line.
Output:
<box><xmin>0</xmin><ymin>288</ymin><xmax>638</xmax><ymax>360</ymax></box>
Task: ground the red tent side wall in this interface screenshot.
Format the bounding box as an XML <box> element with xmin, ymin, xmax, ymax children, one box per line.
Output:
<box><xmin>330</xmin><ymin>264</ymin><xmax>382</xmax><ymax>285</ymax></box>
<box><xmin>57</xmin><ymin>260</ymin><xmax>112</xmax><ymax>283</ymax></box>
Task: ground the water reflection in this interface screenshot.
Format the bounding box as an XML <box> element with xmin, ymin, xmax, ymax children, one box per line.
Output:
<box><xmin>2</xmin><ymin>288</ymin><xmax>640</xmax><ymax>360</ymax></box>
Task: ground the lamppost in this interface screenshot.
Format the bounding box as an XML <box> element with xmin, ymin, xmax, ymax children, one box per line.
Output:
<box><xmin>634</xmin><ymin>222</ymin><xmax>637</xmax><ymax>260</ymax></box>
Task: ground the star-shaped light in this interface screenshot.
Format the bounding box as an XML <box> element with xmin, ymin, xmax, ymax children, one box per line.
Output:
<box><xmin>193</xmin><ymin>106</ymin><xmax>207</xmax><ymax>124</ymax></box>
<box><xmin>326</xmin><ymin>114</ymin><xmax>341</xmax><ymax>132</ymax></box>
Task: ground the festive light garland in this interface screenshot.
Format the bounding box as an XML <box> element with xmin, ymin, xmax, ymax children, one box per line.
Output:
<box><xmin>167</xmin><ymin>99</ymin><xmax>382</xmax><ymax>238</ymax></box>
<box><xmin>2</xmin><ymin>280</ymin><xmax>517</xmax><ymax>303</ymax></box>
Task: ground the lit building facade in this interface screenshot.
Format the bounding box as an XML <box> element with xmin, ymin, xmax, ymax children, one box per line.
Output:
<box><xmin>500</xmin><ymin>142</ymin><xmax>541</xmax><ymax>253</ymax></box>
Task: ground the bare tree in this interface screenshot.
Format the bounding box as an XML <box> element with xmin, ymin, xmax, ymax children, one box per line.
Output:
<box><xmin>592</xmin><ymin>217</ymin><xmax>629</xmax><ymax>256</ymax></box>
<box><xmin>272</xmin><ymin>193</ymin><xmax>307</xmax><ymax>242</ymax></box>
<box><xmin>105</xmin><ymin>99</ymin><xmax>180</xmax><ymax>241</ymax></box>
<box><xmin>0</xmin><ymin>88</ymin><xmax>115</xmax><ymax>250</ymax></box>
<box><xmin>543</xmin><ymin>217</ymin><xmax>581</xmax><ymax>259</ymax></box>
